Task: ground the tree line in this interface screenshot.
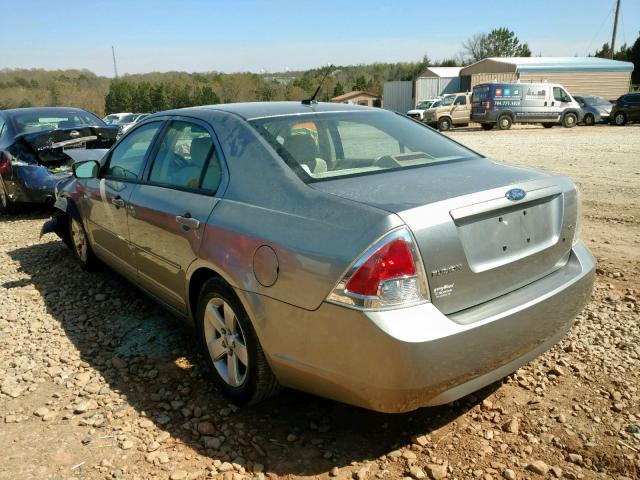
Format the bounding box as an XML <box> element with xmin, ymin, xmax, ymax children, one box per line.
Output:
<box><xmin>1</xmin><ymin>27</ymin><xmax>638</xmax><ymax>117</ymax></box>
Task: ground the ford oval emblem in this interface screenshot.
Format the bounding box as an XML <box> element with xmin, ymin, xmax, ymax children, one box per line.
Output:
<box><xmin>505</xmin><ymin>188</ymin><xmax>526</xmax><ymax>201</ymax></box>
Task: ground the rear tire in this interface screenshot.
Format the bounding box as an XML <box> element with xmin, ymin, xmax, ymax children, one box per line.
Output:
<box><xmin>562</xmin><ymin>112</ymin><xmax>577</xmax><ymax>128</ymax></box>
<box><xmin>496</xmin><ymin>115</ymin><xmax>512</xmax><ymax>130</ymax></box>
<box><xmin>68</xmin><ymin>217</ymin><xmax>98</xmax><ymax>270</ymax></box>
<box><xmin>542</xmin><ymin>123</ymin><xmax>554</xmax><ymax>128</ymax></box>
<box><xmin>480</xmin><ymin>123</ymin><xmax>495</xmax><ymax>131</ymax></box>
<box><xmin>0</xmin><ymin>181</ymin><xmax>16</xmax><ymax>213</ymax></box>
<box><xmin>197</xmin><ymin>277</ymin><xmax>280</xmax><ymax>405</ymax></box>
<box><xmin>612</xmin><ymin>112</ymin><xmax>627</xmax><ymax>126</ymax></box>
<box><xmin>437</xmin><ymin>117</ymin><xmax>452</xmax><ymax>131</ymax></box>
<box><xmin>583</xmin><ymin>113</ymin><xmax>595</xmax><ymax>126</ymax></box>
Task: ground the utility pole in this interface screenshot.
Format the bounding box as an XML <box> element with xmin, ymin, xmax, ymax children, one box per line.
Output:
<box><xmin>112</xmin><ymin>46</ymin><xmax>119</xmax><ymax>78</ymax></box>
<box><xmin>610</xmin><ymin>0</ymin><xmax>621</xmax><ymax>58</ymax></box>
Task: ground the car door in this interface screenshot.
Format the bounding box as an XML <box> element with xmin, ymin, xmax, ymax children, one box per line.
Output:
<box><xmin>127</xmin><ymin>118</ymin><xmax>223</xmax><ymax>313</ymax></box>
<box><xmin>629</xmin><ymin>93</ymin><xmax>640</xmax><ymax>121</ymax></box>
<box><xmin>451</xmin><ymin>95</ymin><xmax>469</xmax><ymax>124</ymax></box>
<box><xmin>552</xmin><ymin>86</ymin><xmax>572</xmax><ymax>121</ymax></box>
<box><xmin>82</xmin><ymin>121</ymin><xmax>164</xmax><ymax>280</ymax></box>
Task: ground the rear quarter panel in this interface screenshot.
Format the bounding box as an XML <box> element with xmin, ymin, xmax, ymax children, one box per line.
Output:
<box><xmin>188</xmin><ymin>110</ymin><xmax>401</xmax><ymax>311</ymax></box>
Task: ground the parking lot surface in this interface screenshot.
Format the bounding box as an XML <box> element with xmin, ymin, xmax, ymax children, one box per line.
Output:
<box><xmin>1</xmin><ymin>125</ymin><xmax>638</xmax><ymax>479</ymax></box>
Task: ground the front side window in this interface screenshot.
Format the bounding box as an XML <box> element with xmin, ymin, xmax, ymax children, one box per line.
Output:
<box><xmin>441</xmin><ymin>95</ymin><xmax>455</xmax><ymax>106</ymax></box>
<box><xmin>106</xmin><ymin>122</ymin><xmax>162</xmax><ymax>179</ymax></box>
<box><xmin>454</xmin><ymin>95</ymin><xmax>467</xmax><ymax>105</ymax></box>
<box><xmin>149</xmin><ymin>121</ymin><xmax>221</xmax><ymax>191</ymax></box>
<box><xmin>553</xmin><ymin>87</ymin><xmax>570</xmax><ymax>103</ymax></box>
<box><xmin>250</xmin><ymin>111</ymin><xmax>479</xmax><ymax>182</ymax></box>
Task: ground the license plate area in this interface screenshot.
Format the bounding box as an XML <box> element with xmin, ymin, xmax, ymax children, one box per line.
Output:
<box><xmin>453</xmin><ymin>195</ymin><xmax>563</xmax><ymax>273</ymax></box>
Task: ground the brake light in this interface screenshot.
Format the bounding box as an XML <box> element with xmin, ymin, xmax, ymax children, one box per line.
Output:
<box><xmin>486</xmin><ymin>100</ymin><xmax>492</xmax><ymax>111</ymax></box>
<box><xmin>0</xmin><ymin>152</ymin><xmax>9</xmax><ymax>175</ymax></box>
<box><xmin>327</xmin><ymin>227</ymin><xmax>429</xmax><ymax>310</ymax></box>
<box><xmin>346</xmin><ymin>239</ymin><xmax>415</xmax><ymax>296</ymax></box>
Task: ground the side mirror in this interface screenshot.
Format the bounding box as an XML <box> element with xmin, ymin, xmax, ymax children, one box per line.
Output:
<box><xmin>73</xmin><ymin>160</ymin><xmax>100</xmax><ymax>179</ymax></box>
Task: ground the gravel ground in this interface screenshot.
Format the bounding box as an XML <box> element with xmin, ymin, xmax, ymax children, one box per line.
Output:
<box><xmin>1</xmin><ymin>124</ymin><xmax>639</xmax><ymax>480</ymax></box>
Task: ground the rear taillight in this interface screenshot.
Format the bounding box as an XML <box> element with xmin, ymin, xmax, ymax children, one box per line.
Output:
<box><xmin>0</xmin><ymin>152</ymin><xmax>9</xmax><ymax>175</ymax></box>
<box><xmin>327</xmin><ymin>227</ymin><xmax>429</xmax><ymax>310</ymax></box>
<box><xmin>486</xmin><ymin>100</ymin><xmax>492</xmax><ymax>111</ymax></box>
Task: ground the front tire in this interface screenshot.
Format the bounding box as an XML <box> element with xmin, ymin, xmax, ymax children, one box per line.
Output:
<box><xmin>437</xmin><ymin>117</ymin><xmax>452</xmax><ymax>131</ymax></box>
<box><xmin>69</xmin><ymin>217</ymin><xmax>98</xmax><ymax>270</ymax></box>
<box><xmin>562</xmin><ymin>112</ymin><xmax>577</xmax><ymax>128</ymax></box>
<box><xmin>197</xmin><ymin>278</ymin><xmax>280</xmax><ymax>405</ymax></box>
<box><xmin>612</xmin><ymin>112</ymin><xmax>627</xmax><ymax>126</ymax></box>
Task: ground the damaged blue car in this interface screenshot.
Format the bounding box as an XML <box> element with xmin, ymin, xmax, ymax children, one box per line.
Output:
<box><xmin>0</xmin><ymin>107</ymin><xmax>118</xmax><ymax>212</ymax></box>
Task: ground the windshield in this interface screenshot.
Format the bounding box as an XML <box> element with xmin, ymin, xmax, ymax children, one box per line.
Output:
<box><xmin>582</xmin><ymin>96</ymin><xmax>611</xmax><ymax>106</ymax></box>
<box><xmin>250</xmin><ymin>111</ymin><xmax>479</xmax><ymax>182</ymax></box>
<box><xmin>12</xmin><ymin>110</ymin><xmax>104</xmax><ymax>134</ymax></box>
<box><xmin>117</xmin><ymin>114</ymin><xmax>138</xmax><ymax>124</ymax></box>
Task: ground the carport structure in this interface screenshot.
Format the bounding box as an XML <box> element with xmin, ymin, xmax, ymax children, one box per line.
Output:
<box><xmin>460</xmin><ymin>57</ymin><xmax>634</xmax><ymax>100</ymax></box>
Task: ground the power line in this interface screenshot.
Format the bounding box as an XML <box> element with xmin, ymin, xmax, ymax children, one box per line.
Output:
<box><xmin>585</xmin><ymin>5</ymin><xmax>615</xmax><ymax>55</ymax></box>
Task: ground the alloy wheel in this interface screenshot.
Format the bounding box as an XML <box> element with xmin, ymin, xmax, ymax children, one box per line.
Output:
<box><xmin>615</xmin><ymin>113</ymin><xmax>626</xmax><ymax>125</ymax></box>
<box><xmin>203</xmin><ymin>297</ymin><xmax>249</xmax><ymax>387</ymax></box>
<box><xmin>70</xmin><ymin>218</ymin><xmax>88</xmax><ymax>262</ymax></box>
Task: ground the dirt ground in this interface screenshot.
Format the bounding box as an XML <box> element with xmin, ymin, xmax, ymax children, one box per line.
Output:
<box><xmin>0</xmin><ymin>124</ymin><xmax>638</xmax><ymax>480</ymax></box>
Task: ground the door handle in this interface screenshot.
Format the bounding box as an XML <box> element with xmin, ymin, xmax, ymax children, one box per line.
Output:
<box><xmin>176</xmin><ymin>213</ymin><xmax>200</xmax><ymax>230</ymax></box>
<box><xmin>551</xmin><ymin>101</ymin><xmax>555</xmax><ymax>107</ymax></box>
<box><xmin>111</xmin><ymin>196</ymin><xmax>125</xmax><ymax>208</ymax></box>
<box><xmin>544</xmin><ymin>101</ymin><xmax>547</xmax><ymax>106</ymax></box>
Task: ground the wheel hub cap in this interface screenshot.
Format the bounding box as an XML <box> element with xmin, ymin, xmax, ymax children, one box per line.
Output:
<box><xmin>203</xmin><ymin>298</ymin><xmax>248</xmax><ymax>387</ymax></box>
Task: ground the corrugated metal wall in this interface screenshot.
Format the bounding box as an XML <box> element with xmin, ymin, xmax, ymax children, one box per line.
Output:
<box><xmin>383</xmin><ymin>81</ymin><xmax>414</xmax><ymax>113</ymax></box>
<box><xmin>415</xmin><ymin>77</ymin><xmax>461</xmax><ymax>100</ymax></box>
<box><xmin>518</xmin><ymin>72</ymin><xmax>631</xmax><ymax>99</ymax></box>
<box><xmin>470</xmin><ymin>72</ymin><xmax>518</xmax><ymax>89</ymax></box>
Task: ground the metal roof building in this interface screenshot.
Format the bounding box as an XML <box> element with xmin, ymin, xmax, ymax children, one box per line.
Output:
<box><xmin>415</xmin><ymin>66</ymin><xmax>463</xmax><ymax>100</ymax></box>
<box><xmin>460</xmin><ymin>57</ymin><xmax>634</xmax><ymax>99</ymax></box>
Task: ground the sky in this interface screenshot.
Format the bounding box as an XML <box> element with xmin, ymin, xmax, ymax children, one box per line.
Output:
<box><xmin>1</xmin><ymin>0</ymin><xmax>638</xmax><ymax>77</ymax></box>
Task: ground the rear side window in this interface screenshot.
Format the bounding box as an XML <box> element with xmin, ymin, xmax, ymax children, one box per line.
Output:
<box><xmin>149</xmin><ymin>121</ymin><xmax>221</xmax><ymax>192</ymax></box>
<box><xmin>106</xmin><ymin>122</ymin><xmax>162</xmax><ymax>179</ymax></box>
<box><xmin>454</xmin><ymin>96</ymin><xmax>467</xmax><ymax>105</ymax></box>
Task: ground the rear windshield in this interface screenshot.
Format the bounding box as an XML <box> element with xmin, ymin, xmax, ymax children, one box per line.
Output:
<box><xmin>472</xmin><ymin>85</ymin><xmax>491</xmax><ymax>102</ymax></box>
<box><xmin>12</xmin><ymin>110</ymin><xmax>104</xmax><ymax>134</ymax></box>
<box><xmin>249</xmin><ymin>111</ymin><xmax>480</xmax><ymax>182</ymax></box>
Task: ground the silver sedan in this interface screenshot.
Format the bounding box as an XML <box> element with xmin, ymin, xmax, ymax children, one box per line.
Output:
<box><xmin>43</xmin><ymin>102</ymin><xmax>595</xmax><ymax>412</ymax></box>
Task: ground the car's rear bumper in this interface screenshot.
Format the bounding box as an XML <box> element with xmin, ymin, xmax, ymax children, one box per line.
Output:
<box><xmin>241</xmin><ymin>242</ymin><xmax>595</xmax><ymax>413</ymax></box>
<box><xmin>5</xmin><ymin>167</ymin><xmax>71</xmax><ymax>204</ymax></box>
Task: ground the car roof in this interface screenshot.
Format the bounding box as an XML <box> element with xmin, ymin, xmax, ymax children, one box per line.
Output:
<box><xmin>154</xmin><ymin>101</ymin><xmax>379</xmax><ymax>121</ymax></box>
<box><xmin>1</xmin><ymin>107</ymin><xmax>93</xmax><ymax>116</ymax></box>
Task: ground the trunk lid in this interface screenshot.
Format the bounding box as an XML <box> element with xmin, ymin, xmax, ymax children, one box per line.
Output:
<box><xmin>17</xmin><ymin>125</ymin><xmax>118</xmax><ymax>169</ymax></box>
<box><xmin>311</xmin><ymin>159</ymin><xmax>578</xmax><ymax>315</ymax></box>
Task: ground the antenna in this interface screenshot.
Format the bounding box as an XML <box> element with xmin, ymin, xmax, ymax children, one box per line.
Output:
<box><xmin>611</xmin><ymin>0</ymin><xmax>621</xmax><ymax>58</ymax></box>
<box><xmin>302</xmin><ymin>65</ymin><xmax>334</xmax><ymax>105</ymax></box>
<box><xmin>112</xmin><ymin>46</ymin><xmax>119</xmax><ymax>78</ymax></box>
